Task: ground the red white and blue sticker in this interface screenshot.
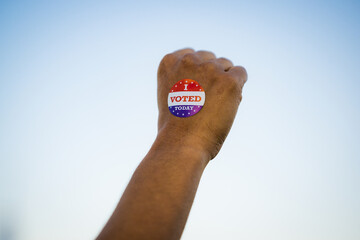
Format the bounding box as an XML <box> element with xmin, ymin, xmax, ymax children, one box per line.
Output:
<box><xmin>168</xmin><ymin>79</ymin><xmax>205</xmax><ymax>118</ymax></box>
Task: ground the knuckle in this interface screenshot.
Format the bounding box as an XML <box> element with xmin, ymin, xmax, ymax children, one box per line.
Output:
<box><xmin>197</xmin><ymin>50</ymin><xmax>216</xmax><ymax>57</ymax></box>
<box><xmin>197</xmin><ymin>50</ymin><xmax>212</xmax><ymax>54</ymax></box>
<box><xmin>217</xmin><ymin>57</ymin><xmax>230</xmax><ymax>62</ymax></box>
<box><xmin>238</xmin><ymin>65</ymin><xmax>247</xmax><ymax>73</ymax></box>
<box><xmin>236</xmin><ymin>66</ymin><xmax>248</xmax><ymax>81</ymax></box>
<box><xmin>200</xmin><ymin>61</ymin><xmax>217</xmax><ymax>71</ymax></box>
<box><xmin>161</xmin><ymin>53</ymin><xmax>177</xmax><ymax>64</ymax></box>
<box><xmin>180</xmin><ymin>53</ymin><xmax>197</xmax><ymax>64</ymax></box>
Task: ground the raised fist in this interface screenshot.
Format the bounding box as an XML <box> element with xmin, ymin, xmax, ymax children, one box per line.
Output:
<box><xmin>157</xmin><ymin>48</ymin><xmax>247</xmax><ymax>159</ymax></box>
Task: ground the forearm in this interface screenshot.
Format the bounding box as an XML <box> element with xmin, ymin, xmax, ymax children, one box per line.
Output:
<box><xmin>97</xmin><ymin>129</ymin><xmax>210</xmax><ymax>240</ymax></box>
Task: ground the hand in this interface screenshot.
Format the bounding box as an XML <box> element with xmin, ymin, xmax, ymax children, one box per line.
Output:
<box><xmin>157</xmin><ymin>48</ymin><xmax>247</xmax><ymax>160</ymax></box>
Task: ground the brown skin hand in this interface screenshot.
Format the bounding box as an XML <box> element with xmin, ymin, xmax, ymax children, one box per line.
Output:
<box><xmin>97</xmin><ymin>49</ymin><xmax>247</xmax><ymax>240</ymax></box>
<box><xmin>157</xmin><ymin>49</ymin><xmax>247</xmax><ymax>159</ymax></box>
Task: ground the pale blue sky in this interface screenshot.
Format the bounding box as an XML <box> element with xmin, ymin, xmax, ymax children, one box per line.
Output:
<box><xmin>1</xmin><ymin>1</ymin><xmax>359</xmax><ymax>239</ymax></box>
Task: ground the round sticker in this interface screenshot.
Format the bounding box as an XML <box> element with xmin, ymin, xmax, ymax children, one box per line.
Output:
<box><xmin>168</xmin><ymin>79</ymin><xmax>205</xmax><ymax>118</ymax></box>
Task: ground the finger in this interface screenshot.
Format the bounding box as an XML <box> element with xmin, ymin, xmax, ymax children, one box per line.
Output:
<box><xmin>172</xmin><ymin>48</ymin><xmax>195</xmax><ymax>58</ymax></box>
<box><xmin>196</xmin><ymin>50</ymin><xmax>216</xmax><ymax>61</ymax></box>
<box><xmin>216</xmin><ymin>57</ymin><xmax>233</xmax><ymax>71</ymax></box>
<box><xmin>227</xmin><ymin>66</ymin><xmax>248</xmax><ymax>85</ymax></box>
<box><xmin>180</xmin><ymin>52</ymin><xmax>201</xmax><ymax>65</ymax></box>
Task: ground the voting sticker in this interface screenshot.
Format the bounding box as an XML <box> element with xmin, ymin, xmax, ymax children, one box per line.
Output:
<box><xmin>168</xmin><ymin>79</ymin><xmax>205</xmax><ymax>118</ymax></box>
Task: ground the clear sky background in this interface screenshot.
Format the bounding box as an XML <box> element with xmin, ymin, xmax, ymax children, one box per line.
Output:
<box><xmin>0</xmin><ymin>0</ymin><xmax>359</xmax><ymax>239</ymax></box>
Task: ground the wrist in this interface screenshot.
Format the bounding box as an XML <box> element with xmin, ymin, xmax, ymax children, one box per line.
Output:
<box><xmin>153</xmin><ymin>124</ymin><xmax>211</xmax><ymax>165</ymax></box>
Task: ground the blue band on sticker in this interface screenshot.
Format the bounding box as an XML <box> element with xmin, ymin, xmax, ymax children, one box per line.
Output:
<box><xmin>168</xmin><ymin>79</ymin><xmax>205</xmax><ymax>118</ymax></box>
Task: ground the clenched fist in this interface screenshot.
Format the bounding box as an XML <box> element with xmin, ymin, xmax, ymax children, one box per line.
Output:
<box><xmin>157</xmin><ymin>48</ymin><xmax>247</xmax><ymax>160</ymax></box>
<box><xmin>98</xmin><ymin>48</ymin><xmax>247</xmax><ymax>240</ymax></box>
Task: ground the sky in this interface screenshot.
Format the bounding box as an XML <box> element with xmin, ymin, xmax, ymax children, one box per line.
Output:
<box><xmin>0</xmin><ymin>0</ymin><xmax>359</xmax><ymax>239</ymax></box>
